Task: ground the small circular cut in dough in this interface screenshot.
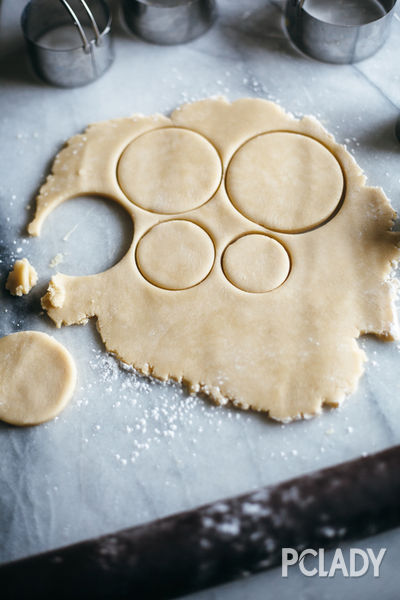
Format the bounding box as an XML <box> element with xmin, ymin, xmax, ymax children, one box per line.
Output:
<box><xmin>226</xmin><ymin>132</ymin><xmax>344</xmax><ymax>233</ymax></box>
<box><xmin>117</xmin><ymin>127</ymin><xmax>222</xmax><ymax>214</ymax></box>
<box><xmin>222</xmin><ymin>234</ymin><xmax>290</xmax><ymax>293</ymax></box>
<box><xmin>0</xmin><ymin>331</ymin><xmax>76</xmax><ymax>426</ymax></box>
<box><xmin>136</xmin><ymin>220</ymin><xmax>215</xmax><ymax>290</ymax></box>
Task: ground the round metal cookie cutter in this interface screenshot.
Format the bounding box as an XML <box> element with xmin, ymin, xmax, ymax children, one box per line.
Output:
<box><xmin>122</xmin><ymin>0</ymin><xmax>218</xmax><ymax>45</ymax></box>
<box><xmin>21</xmin><ymin>0</ymin><xmax>114</xmax><ymax>87</ymax></box>
<box><xmin>396</xmin><ymin>115</ymin><xmax>400</xmax><ymax>142</ymax></box>
<box><xmin>285</xmin><ymin>0</ymin><xmax>398</xmax><ymax>64</ymax></box>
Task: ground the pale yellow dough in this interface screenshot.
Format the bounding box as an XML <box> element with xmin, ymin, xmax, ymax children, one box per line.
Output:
<box><xmin>0</xmin><ymin>331</ymin><xmax>76</xmax><ymax>426</ymax></box>
<box><xmin>222</xmin><ymin>234</ymin><xmax>290</xmax><ymax>293</ymax></box>
<box><xmin>226</xmin><ymin>131</ymin><xmax>344</xmax><ymax>233</ymax></box>
<box><xmin>136</xmin><ymin>220</ymin><xmax>215</xmax><ymax>290</ymax></box>
<box><xmin>118</xmin><ymin>127</ymin><xmax>222</xmax><ymax>214</ymax></box>
<box><xmin>6</xmin><ymin>258</ymin><xmax>38</xmax><ymax>296</ymax></box>
<box><xmin>28</xmin><ymin>98</ymin><xmax>400</xmax><ymax>421</ymax></box>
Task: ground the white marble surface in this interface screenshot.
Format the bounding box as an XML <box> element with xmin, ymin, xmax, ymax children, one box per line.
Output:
<box><xmin>1</xmin><ymin>0</ymin><xmax>400</xmax><ymax>597</ymax></box>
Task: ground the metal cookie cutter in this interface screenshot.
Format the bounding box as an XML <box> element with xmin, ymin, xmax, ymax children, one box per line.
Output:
<box><xmin>285</xmin><ymin>0</ymin><xmax>398</xmax><ymax>64</ymax></box>
<box><xmin>122</xmin><ymin>0</ymin><xmax>218</xmax><ymax>45</ymax></box>
<box><xmin>21</xmin><ymin>0</ymin><xmax>114</xmax><ymax>87</ymax></box>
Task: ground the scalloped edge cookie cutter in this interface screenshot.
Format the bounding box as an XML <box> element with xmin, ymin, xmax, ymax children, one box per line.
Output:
<box><xmin>285</xmin><ymin>0</ymin><xmax>398</xmax><ymax>64</ymax></box>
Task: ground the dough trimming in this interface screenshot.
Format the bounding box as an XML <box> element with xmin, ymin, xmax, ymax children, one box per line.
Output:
<box><xmin>6</xmin><ymin>258</ymin><xmax>38</xmax><ymax>296</ymax></box>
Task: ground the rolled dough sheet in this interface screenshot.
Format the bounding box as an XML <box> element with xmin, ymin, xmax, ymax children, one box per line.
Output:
<box><xmin>28</xmin><ymin>98</ymin><xmax>400</xmax><ymax>421</ymax></box>
<box><xmin>0</xmin><ymin>331</ymin><xmax>76</xmax><ymax>426</ymax></box>
<box><xmin>6</xmin><ymin>258</ymin><xmax>38</xmax><ymax>296</ymax></box>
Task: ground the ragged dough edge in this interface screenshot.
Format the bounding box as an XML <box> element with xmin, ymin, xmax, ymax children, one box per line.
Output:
<box><xmin>268</xmin><ymin>361</ymin><xmax>367</xmax><ymax>423</ymax></box>
<box><xmin>31</xmin><ymin>97</ymin><xmax>400</xmax><ymax>421</ymax></box>
<box><xmin>27</xmin><ymin>113</ymin><xmax>170</xmax><ymax>237</ymax></box>
<box><xmin>41</xmin><ymin>276</ymin><xmax>91</xmax><ymax>327</ymax></box>
<box><xmin>28</xmin><ymin>130</ymin><xmax>92</xmax><ymax>237</ymax></box>
<box><xmin>362</xmin><ymin>277</ymin><xmax>400</xmax><ymax>341</ymax></box>
<box><xmin>383</xmin><ymin>250</ymin><xmax>400</xmax><ymax>340</ymax></box>
<box><xmin>91</xmin><ymin>318</ymin><xmax>367</xmax><ymax>423</ymax></box>
<box><xmin>41</xmin><ymin>275</ymin><xmax>66</xmax><ymax>311</ymax></box>
<box><xmin>39</xmin><ymin>280</ymin><xmax>365</xmax><ymax>423</ymax></box>
<box><xmin>39</xmin><ymin>285</ymin><xmax>394</xmax><ymax>424</ymax></box>
<box><xmin>91</xmin><ymin>350</ymin><xmax>363</xmax><ymax>424</ymax></box>
<box><xmin>357</xmin><ymin>235</ymin><xmax>400</xmax><ymax>341</ymax></box>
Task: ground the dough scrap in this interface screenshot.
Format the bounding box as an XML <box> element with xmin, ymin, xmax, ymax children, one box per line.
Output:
<box><xmin>6</xmin><ymin>258</ymin><xmax>38</xmax><ymax>296</ymax></box>
<box><xmin>0</xmin><ymin>331</ymin><xmax>76</xmax><ymax>426</ymax></box>
<box><xmin>28</xmin><ymin>98</ymin><xmax>400</xmax><ymax>421</ymax></box>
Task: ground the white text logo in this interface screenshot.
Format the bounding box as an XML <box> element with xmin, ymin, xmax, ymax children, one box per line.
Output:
<box><xmin>281</xmin><ymin>548</ymin><xmax>386</xmax><ymax>578</ymax></box>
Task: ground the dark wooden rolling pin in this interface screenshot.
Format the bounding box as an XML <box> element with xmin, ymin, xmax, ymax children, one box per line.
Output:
<box><xmin>2</xmin><ymin>445</ymin><xmax>400</xmax><ymax>599</ymax></box>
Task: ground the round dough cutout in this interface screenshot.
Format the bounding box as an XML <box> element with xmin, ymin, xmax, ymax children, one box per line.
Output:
<box><xmin>118</xmin><ymin>128</ymin><xmax>222</xmax><ymax>214</ymax></box>
<box><xmin>226</xmin><ymin>132</ymin><xmax>344</xmax><ymax>233</ymax></box>
<box><xmin>136</xmin><ymin>220</ymin><xmax>215</xmax><ymax>290</ymax></box>
<box><xmin>0</xmin><ymin>331</ymin><xmax>76</xmax><ymax>426</ymax></box>
<box><xmin>222</xmin><ymin>234</ymin><xmax>290</xmax><ymax>293</ymax></box>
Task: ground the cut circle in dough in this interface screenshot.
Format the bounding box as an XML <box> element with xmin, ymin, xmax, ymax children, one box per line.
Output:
<box><xmin>226</xmin><ymin>131</ymin><xmax>344</xmax><ymax>233</ymax></box>
<box><xmin>117</xmin><ymin>127</ymin><xmax>222</xmax><ymax>214</ymax></box>
<box><xmin>0</xmin><ymin>331</ymin><xmax>76</xmax><ymax>426</ymax></box>
<box><xmin>136</xmin><ymin>220</ymin><xmax>215</xmax><ymax>290</ymax></box>
<box><xmin>222</xmin><ymin>234</ymin><xmax>290</xmax><ymax>293</ymax></box>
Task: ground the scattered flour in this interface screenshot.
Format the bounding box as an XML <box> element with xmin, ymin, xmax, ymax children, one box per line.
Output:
<box><xmin>85</xmin><ymin>350</ymin><xmax>239</xmax><ymax>465</ymax></box>
<box><xmin>49</xmin><ymin>253</ymin><xmax>64</xmax><ymax>268</ymax></box>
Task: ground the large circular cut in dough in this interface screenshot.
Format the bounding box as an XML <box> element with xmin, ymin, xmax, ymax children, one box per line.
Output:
<box><xmin>222</xmin><ymin>234</ymin><xmax>290</xmax><ymax>293</ymax></box>
<box><xmin>0</xmin><ymin>331</ymin><xmax>77</xmax><ymax>426</ymax></box>
<box><xmin>117</xmin><ymin>127</ymin><xmax>222</xmax><ymax>214</ymax></box>
<box><xmin>136</xmin><ymin>220</ymin><xmax>215</xmax><ymax>290</ymax></box>
<box><xmin>226</xmin><ymin>132</ymin><xmax>344</xmax><ymax>233</ymax></box>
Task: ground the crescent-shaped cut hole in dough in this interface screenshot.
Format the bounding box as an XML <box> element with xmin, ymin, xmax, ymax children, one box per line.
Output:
<box><xmin>42</xmin><ymin>195</ymin><xmax>134</xmax><ymax>276</ymax></box>
<box><xmin>222</xmin><ymin>234</ymin><xmax>291</xmax><ymax>293</ymax></box>
<box><xmin>136</xmin><ymin>220</ymin><xmax>215</xmax><ymax>290</ymax></box>
<box><xmin>226</xmin><ymin>131</ymin><xmax>344</xmax><ymax>233</ymax></box>
<box><xmin>0</xmin><ymin>331</ymin><xmax>76</xmax><ymax>426</ymax></box>
<box><xmin>117</xmin><ymin>127</ymin><xmax>223</xmax><ymax>214</ymax></box>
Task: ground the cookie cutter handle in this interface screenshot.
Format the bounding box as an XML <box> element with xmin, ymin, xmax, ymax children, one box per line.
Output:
<box><xmin>21</xmin><ymin>0</ymin><xmax>114</xmax><ymax>87</ymax></box>
<box><xmin>286</xmin><ymin>0</ymin><xmax>304</xmax><ymax>17</ymax></box>
<box><xmin>59</xmin><ymin>0</ymin><xmax>102</xmax><ymax>52</ymax></box>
